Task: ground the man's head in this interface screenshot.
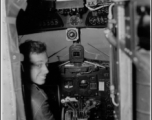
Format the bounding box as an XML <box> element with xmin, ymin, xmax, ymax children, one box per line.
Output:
<box><xmin>20</xmin><ymin>40</ymin><xmax>49</xmax><ymax>85</ymax></box>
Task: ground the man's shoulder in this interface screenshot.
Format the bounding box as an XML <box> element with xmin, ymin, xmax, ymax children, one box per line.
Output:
<box><xmin>30</xmin><ymin>84</ymin><xmax>48</xmax><ymax>105</ymax></box>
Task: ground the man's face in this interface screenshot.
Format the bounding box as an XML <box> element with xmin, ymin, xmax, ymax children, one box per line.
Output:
<box><xmin>29</xmin><ymin>52</ymin><xmax>49</xmax><ymax>85</ymax></box>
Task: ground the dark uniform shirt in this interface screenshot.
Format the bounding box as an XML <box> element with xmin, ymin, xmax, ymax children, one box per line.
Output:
<box><xmin>24</xmin><ymin>84</ymin><xmax>55</xmax><ymax>120</ymax></box>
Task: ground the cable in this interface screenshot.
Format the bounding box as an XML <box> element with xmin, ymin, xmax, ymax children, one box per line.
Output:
<box><xmin>85</xmin><ymin>3</ymin><xmax>110</xmax><ymax>11</ymax></box>
<box><xmin>110</xmin><ymin>85</ymin><xmax>119</xmax><ymax>106</ymax></box>
<box><xmin>84</xmin><ymin>61</ymin><xmax>105</xmax><ymax>68</ymax></box>
<box><xmin>108</xmin><ymin>3</ymin><xmax>115</xmax><ymax>19</ymax></box>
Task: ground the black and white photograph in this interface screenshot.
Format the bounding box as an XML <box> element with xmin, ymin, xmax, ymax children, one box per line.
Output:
<box><xmin>1</xmin><ymin>0</ymin><xmax>151</xmax><ymax>120</ymax></box>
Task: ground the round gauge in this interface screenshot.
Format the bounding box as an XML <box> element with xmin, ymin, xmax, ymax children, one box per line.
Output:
<box><xmin>89</xmin><ymin>17</ymin><xmax>97</xmax><ymax>25</ymax></box>
<box><xmin>67</xmin><ymin>28</ymin><xmax>78</xmax><ymax>41</ymax></box>
<box><xmin>64</xmin><ymin>80</ymin><xmax>73</xmax><ymax>89</ymax></box>
<box><xmin>79</xmin><ymin>79</ymin><xmax>89</xmax><ymax>89</ymax></box>
<box><xmin>69</xmin><ymin>15</ymin><xmax>80</xmax><ymax>26</ymax></box>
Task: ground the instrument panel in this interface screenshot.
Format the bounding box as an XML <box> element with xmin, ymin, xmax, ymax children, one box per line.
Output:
<box><xmin>59</xmin><ymin>61</ymin><xmax>114</xmax><ymax>120</ymax></box>
<box><xmin>16</xmin><ymin>0</ymin><xmax>112</xmax><ymax>35</ymax></box>
<box><xmin>60</xmin><ymin>63</ymin><xmax>110</xmax><ymax>98</ymax></box>
<box><xmin>16</xmin><ymin>10</ymin><xmax>64</xmax><ymax>35</ymax></box>
<box><xmin>85</xmin><ymin>7</ymin><xmax>109</xmax><ymax>27</ymax></box>
<box><xmin>61</xmin><ymin>73</ymin><xmax>99</xmax><ymax>97</ymax></box>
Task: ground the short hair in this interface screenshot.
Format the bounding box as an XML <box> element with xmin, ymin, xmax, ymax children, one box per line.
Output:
<box><xmin>19</xmin><ymin>40</ymin><xmax>47</xmax><ymax>63</ymax></box>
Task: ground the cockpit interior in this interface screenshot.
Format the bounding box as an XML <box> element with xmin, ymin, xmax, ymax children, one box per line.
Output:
<box><xmin>2</xmin><ymin>0</ymin><xmax>150</xmax><ymax>120</ymax></box>
<box><xmin>17</xmin><ymin>1</ymin><xmax>115</xmax><ymax>120</ymax></box>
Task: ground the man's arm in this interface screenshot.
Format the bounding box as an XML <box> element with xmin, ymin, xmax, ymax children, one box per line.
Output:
<box><xmin>34</xmin><ymin>100</ymin><xmax>55</xmax><ymax>120</ymax></box>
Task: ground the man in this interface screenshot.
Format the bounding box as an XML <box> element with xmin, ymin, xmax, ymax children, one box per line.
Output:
<box><xmin>19</xmin><ymin>40</ymin><xmax>55</xmax><ymax>120</ymax></box>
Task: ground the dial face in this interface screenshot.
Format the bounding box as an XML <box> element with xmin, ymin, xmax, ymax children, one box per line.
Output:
<box><xmin>89</xmin><ymin>17</ymin><xmax>97</xmax><ymax>25</ymax></box>
<box><xmin>67</xmin><ymin>28</ymin><xmax>78</xmax><ymax>41</ymax></box>
<box><xmin>79</xmin><ymin>79</ymin><xmax>89</xmax><ymax>89</ymax></box>
<box><xmin>69</xmin><ymin>15</ymin><xmax>80</xmax><ymax>26</ymax></box>
<box><xmin>64</xmin><ymin>80</ymin><xmax>73</xmax><ymax>89</ymax></box>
